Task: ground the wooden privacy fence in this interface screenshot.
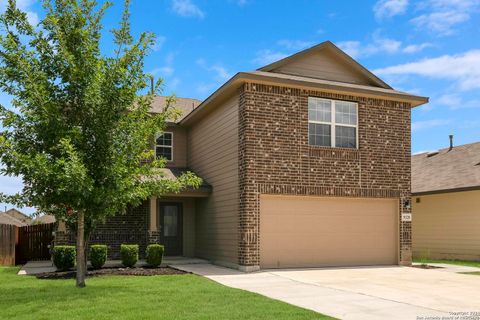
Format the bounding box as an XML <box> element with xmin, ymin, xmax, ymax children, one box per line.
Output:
<box><xmin>0</xmin><ymin>223</ymin><xmax>55</xmax><ymax>265</ymax></box>
<box><xmin>16</xmin><ymin>223</ymin><xmax>55</xmax><ymax>264</ymax></box>
<box><xmin>0</xmin><ymin>224</ymin><xmax>17</xmax><ymax>265</ymax></box>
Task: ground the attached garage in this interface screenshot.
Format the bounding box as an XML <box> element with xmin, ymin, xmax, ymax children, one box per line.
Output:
<box><xmin>260</xmin><ymin>195</ymin><xmax>399</xmax><ymax>268</ymax></box>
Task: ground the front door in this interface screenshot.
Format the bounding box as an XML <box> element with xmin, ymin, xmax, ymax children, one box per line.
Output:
<box><xmin>159</xmin><ymin>203</ymin><xmax>183</xmax><ymax>256</ymax></box>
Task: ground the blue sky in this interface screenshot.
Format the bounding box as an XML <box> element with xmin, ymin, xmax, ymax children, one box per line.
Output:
<box><xmin>1</xmin><ymin>0</ymin><xmax>480</xmax><ymax>214</ymax></box>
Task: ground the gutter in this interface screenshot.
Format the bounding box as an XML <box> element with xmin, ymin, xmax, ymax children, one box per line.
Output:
<box><xmin>412</xmin><ymin>185</ymin><xmax>480</xmax><ymax>196</ymax></box>
<box><xmin>180</xmin><ymin>71</ymin><xmax>429</xmax><ymax>125</ymax></box>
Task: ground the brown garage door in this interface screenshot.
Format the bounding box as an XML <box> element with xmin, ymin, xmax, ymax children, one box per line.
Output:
<box><xmin>260</xmin><ymin>195</ymin><xmax>398</xmax><ymax>268</ymax></box>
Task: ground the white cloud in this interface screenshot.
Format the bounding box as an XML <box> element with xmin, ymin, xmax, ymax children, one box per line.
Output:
<box><xmin>277</xmin><ymin>39</ymin><xmax>314</xmax><ymax>50</ymax></box>
<box><xmin>150</xmin><ymin>66</ymin><xmax>174</xmax><ymax>77</ymax></box>
<box><xmin>338</xmin><ymin>36</ymin><xmax>430</xmax><ymax>58</ymax></box>
<box><xmin>149</xmin><ymin>52</ymin><xmax>176</xmax><ymax>80</ymax></box>
<box><xmin>411</xmin><ymin>11</ymin><xmax>469</xmax><ymax>35</ymax></box>
<box><xmin>0</xmin><ymin>167</ymin><xmax>36</xmax><ymax>215</ymax></box>
<box><xmin>402</xmin><ymin>43</ymin><xmax>433</xmax><ymax>53</ymax></box>
<box><xmin>149</xmin><ymin>52</ymin><xmax>179</xmax><ymax>85</ymax></box>
<box><xmin>412</xmin><ymin>150</ymin><xmax>434</xmax><ymax>155</ymax></box>
<box><xmin>375</xmin><ymin>37</ymin><xmax>402</xmax><ymax>53</ymax></box>
<box><xmin>374</xmin><ymin>50</ymin><xmax>480</xmax><ymax>90</ymax></box>
<box><xmin>373</xmin><ymin>0</ymin><xmax>409</xmax><ymax>19</ymax></box>
<box><xmin>0</xmin><ymin>173</ymin><xmax>24</xmax><ymax>196</ymax></box>
<box><xmin>196</xmin><ymin>58</ymin><xmax>231</xmax><ymax>81</ymax></box>
<box><xmin>26</xmin><ymin>11</ymin><xmax>39</xmax><ymax>25</ymax></box>
<box><xmin>436</xmin><ymin>94</ymin><xmax>462</xmax><ymax>108</ymax></box>
<box><xmin>0</xmin><ymin>0</ymin><xmax>39</xmax><ymax>25</ymax></box>
<box><xmin>436</xmin><ymin>94</ymin><xmax>480</xmax><ymax>109</ymax></box>
<box><xmin>210</xmin><ymin>65</ymin><xmax>230</xmax><ymax>81</ymax></box>
<box><xmin>252</xmin><ymin>49</ymin><xmax>288</xmax><ymax>65</ymax></box>
<box><xmin>194</xmin><ymin>59</ymin><xmax>232</xmax><ymax>97</ymax></box>
<box><xmin>337</xmin><ymin>41</ymin><xmax>362</xmax><ymax>58</ymax></box>
<box><xmin>169</xmin><ymin>77</ymin><xmax>181</xmax><ymax>90</ymax></box>
<box><xmin>196</xmin><ymin>82</ymin><xmax>214</xmax><ymax>96</ymax></box>
<box><xmin>152</xmin><ymin>36</ymin><xmax>167</xmax><ymax>52</ymax></box>
<box><xmin>410</xmin><ymin>0</ymin><xmax>480</xmax><ymax>35</ymax></box>
<box><xmin>412</xmin><ymin>119</ymin><xmax>451</xmax><ymax>131</ymax></box>
<box><xmin>251</xmin><ymin>39</ymin><xmax>314</xmax><ymax>67</ymax></box>
<box><xmin>15</xmin><ymin>0</ymin><xmax>35</xmax><ymax>10</ymax></box>
<box><xmin>171</xmin><ymin>0</ymin><xmax>205</xmax><ymax>18</ymax></box>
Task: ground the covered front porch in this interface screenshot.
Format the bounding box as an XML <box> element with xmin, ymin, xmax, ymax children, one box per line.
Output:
<box><xmin>54</xmin><ymin>168</ymin><xmax>211</xmax><ymax>260</ymax></box>
<box><xmin>147</xmin><ymin>167</ymin><xmax>211</xmax><ymax>258</ymax></box>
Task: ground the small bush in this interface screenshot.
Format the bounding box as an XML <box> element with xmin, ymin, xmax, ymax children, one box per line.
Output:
<box><xmin>90</xmin><ymin>245</ymin><xmax>107</xmax><ymax>269</ymax></box>
<box><xmin>52</xmin><ymin>246</ymin><xmax>76</xmax><ymax>271</ymax></box>
<box><xmin>146</xmin><ymin>244</ymin><xmax>164</xmax><ymax>267</ymax></box>
<box><xmin>120</xmin><ymin>244</ymin><xmax>138</xmax><ymax>267</ymax></box>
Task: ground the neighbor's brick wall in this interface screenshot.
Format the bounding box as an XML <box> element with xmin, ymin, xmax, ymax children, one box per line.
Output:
<box><xmin>238</xmin><ymin>82</ymin><xmax>412</xmax><ymax>267</ymax></box>
<box><xmin>55</xmin><ymin>200</ymin><xmax>157</xmax><ymax>259</ymax></box>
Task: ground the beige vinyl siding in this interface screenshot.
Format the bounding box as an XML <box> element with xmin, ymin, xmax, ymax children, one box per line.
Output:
<box><xmin>272</xmin><ymin>50</ymin><xmax>377</xmax><ymax>86</ymax></box>
<box><xmin>188</xmin><ymin>95</ymin><xmax>239</xmax><ymax>265</ymax></box>
<box><xmin>162</xmin><ymin>125</ymin><xmax>187</xmax><ymax>168</ymax></box>
<box><xmin>413</xmin><ymin>190</ymin><xmax>480</xmax><ymax>261</ymax></box>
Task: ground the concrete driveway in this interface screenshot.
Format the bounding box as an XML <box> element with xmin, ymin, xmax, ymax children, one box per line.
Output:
<box><xmin>176</xmin><ymin>264</ymin><xmax>480</xmax><ymax>320</ymax></box>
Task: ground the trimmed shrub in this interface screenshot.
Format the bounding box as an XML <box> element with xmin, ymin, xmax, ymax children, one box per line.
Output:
<box><xmin>120</xmin><ymin>244</ymin><xmax>138</xmax><ymax>267</ymax></box>
<box><xmin>90</xmin><ymin>245</ymin><xmax>107</xmax><ymax>269</ymax></box>
<box><xmin>146</xmin><ymin>244</ymin><xmax>164</xmax><ymax>267</ymax></box>
<box><xmin>52</xmin><ymin>246</ymin><xmax>76</xmax><ymax>271</ymax></box>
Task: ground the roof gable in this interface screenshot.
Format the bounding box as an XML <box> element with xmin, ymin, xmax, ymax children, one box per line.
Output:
<box><xmin>258</xmin><ymin>41</ymin><xmax>392</xmax><ymax>89</ymax></box>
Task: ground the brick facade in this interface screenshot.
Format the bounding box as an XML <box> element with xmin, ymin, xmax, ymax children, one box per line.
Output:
<box><xmin>238</xmin><ymin>82</ymin><xmax>412</xmax><ymax>267</ymax></box>
<box><xmin>56</xmin><ymin>200</ymin><xmax>156</xmax><ymax>259</ymax></box>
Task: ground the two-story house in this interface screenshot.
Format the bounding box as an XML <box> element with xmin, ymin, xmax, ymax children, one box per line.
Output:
<box><xmin>56</xmin><ymin>41</ymin><xmax>428</xmax><ymax>271</ymax></box>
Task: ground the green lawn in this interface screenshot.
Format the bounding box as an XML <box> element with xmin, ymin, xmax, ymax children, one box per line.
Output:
<box><xmin>0</xmin><ymin>267</ymin><xmax>332</xmax><ymax>320</ymax></box>
<box><xmin>413</xmin><ymin>258</ymin><xmax>480</xmax><ymax>268</ymax></box>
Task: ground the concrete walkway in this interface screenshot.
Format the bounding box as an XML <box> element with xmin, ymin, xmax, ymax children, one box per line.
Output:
<box><xmin>175</xmin><ymin>263</ymin><xmax>480</xmax><ymax>320</ymax></box>
<box><xmin>18</xmin><ymin>257</ymin><xmax>208</xmax><ymax>275</ymax></box>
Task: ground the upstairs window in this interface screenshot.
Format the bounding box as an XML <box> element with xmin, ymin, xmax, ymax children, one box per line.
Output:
<box><xmin>155</xmin><ymin>132</ymin><xmax>173</xmax><ymax>161</ymax></box>
<box><xmin>308</xmin><ymin>97</ymin><xmax>358</xmax><ymax>149</ymax></box>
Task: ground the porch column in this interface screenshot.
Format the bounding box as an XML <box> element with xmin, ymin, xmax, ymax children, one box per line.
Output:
<box><xmin>148</xmin><ymin>196</ymin><xmax>160</xmax><ymax>245</ymax></box>
<box><xmin>149</xmin><ymin>196</ymin><xmax>158</xmax><ymax>232</ymax></box>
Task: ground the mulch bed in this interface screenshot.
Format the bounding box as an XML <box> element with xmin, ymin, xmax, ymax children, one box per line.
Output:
<box><xmin>36</xmin><ymin>266</ymin><xmax>187</xmax><ymax>279</ymax></box>
<box><xmin>412</xmin><ymin>264</ymin><xmax>444</xmax><ymax>269</ymax></box>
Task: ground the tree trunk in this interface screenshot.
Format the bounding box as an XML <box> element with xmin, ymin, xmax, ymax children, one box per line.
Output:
<box><xmin>76</xmin><ymin>210</ymin><xmax>86</xmax><ymax>288</ymax></box>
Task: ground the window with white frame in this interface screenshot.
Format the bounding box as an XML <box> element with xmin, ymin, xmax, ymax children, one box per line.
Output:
<box><xmin>155</xmin><ymin>132</ymin><xmax>173</xmax><ymax>161</ymax></box>
<box><xmin>308</xmin><ymin>97</ymin><xmax>358</xmax><ymax>148</ymax></box>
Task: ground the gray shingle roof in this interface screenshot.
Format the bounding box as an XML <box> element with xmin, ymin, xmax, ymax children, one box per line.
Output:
<box><xmin>150</xmin><ymin>96</ymin><xmax>202</xmax><ymax>122</ymax></box>
<box><xmin>0</xmin><ymin>213</ymin><xmax>28</xmax><ymax>226</ymax></box>
<box><xmin>412</xmin><ymin>141</ymin><xmax>480</xmax><ymax>194</ymax></box>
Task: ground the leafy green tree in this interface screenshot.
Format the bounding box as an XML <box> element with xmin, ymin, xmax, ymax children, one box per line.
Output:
<box><xmin>0</xmin><ymin>0</ymin><xmax>201</xmax><ymax>287</ymax></box>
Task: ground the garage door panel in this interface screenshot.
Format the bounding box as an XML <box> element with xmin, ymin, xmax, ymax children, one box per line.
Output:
<box><xmin>260</xmin><ymin>195</ymin><xmax>398</xmax><ymax>268</ymax></box>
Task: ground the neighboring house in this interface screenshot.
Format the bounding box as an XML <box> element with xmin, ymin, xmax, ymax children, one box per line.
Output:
<box><xmin>0</xmin><ymin>212</ymin><xmax>28</xmax><ymax>227</ymax></box>
<box><xmin>56</xmin><ymin>41</ymin><xmax>428</xmax><ymax>270</ymax></box>
<box><xmin>1</xmin><ymin>208</ymin><xmax>31</xmax><ymax>225</ymax></box>
<box><xmin>33</xmin><ymin>215</ymin><xmax>56</xmax><ymax>225</ymax></box>
<box><xmin>412</xmin><ymin>139</ymin><xmax>480</xmax><ymax>261</ymax></box>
